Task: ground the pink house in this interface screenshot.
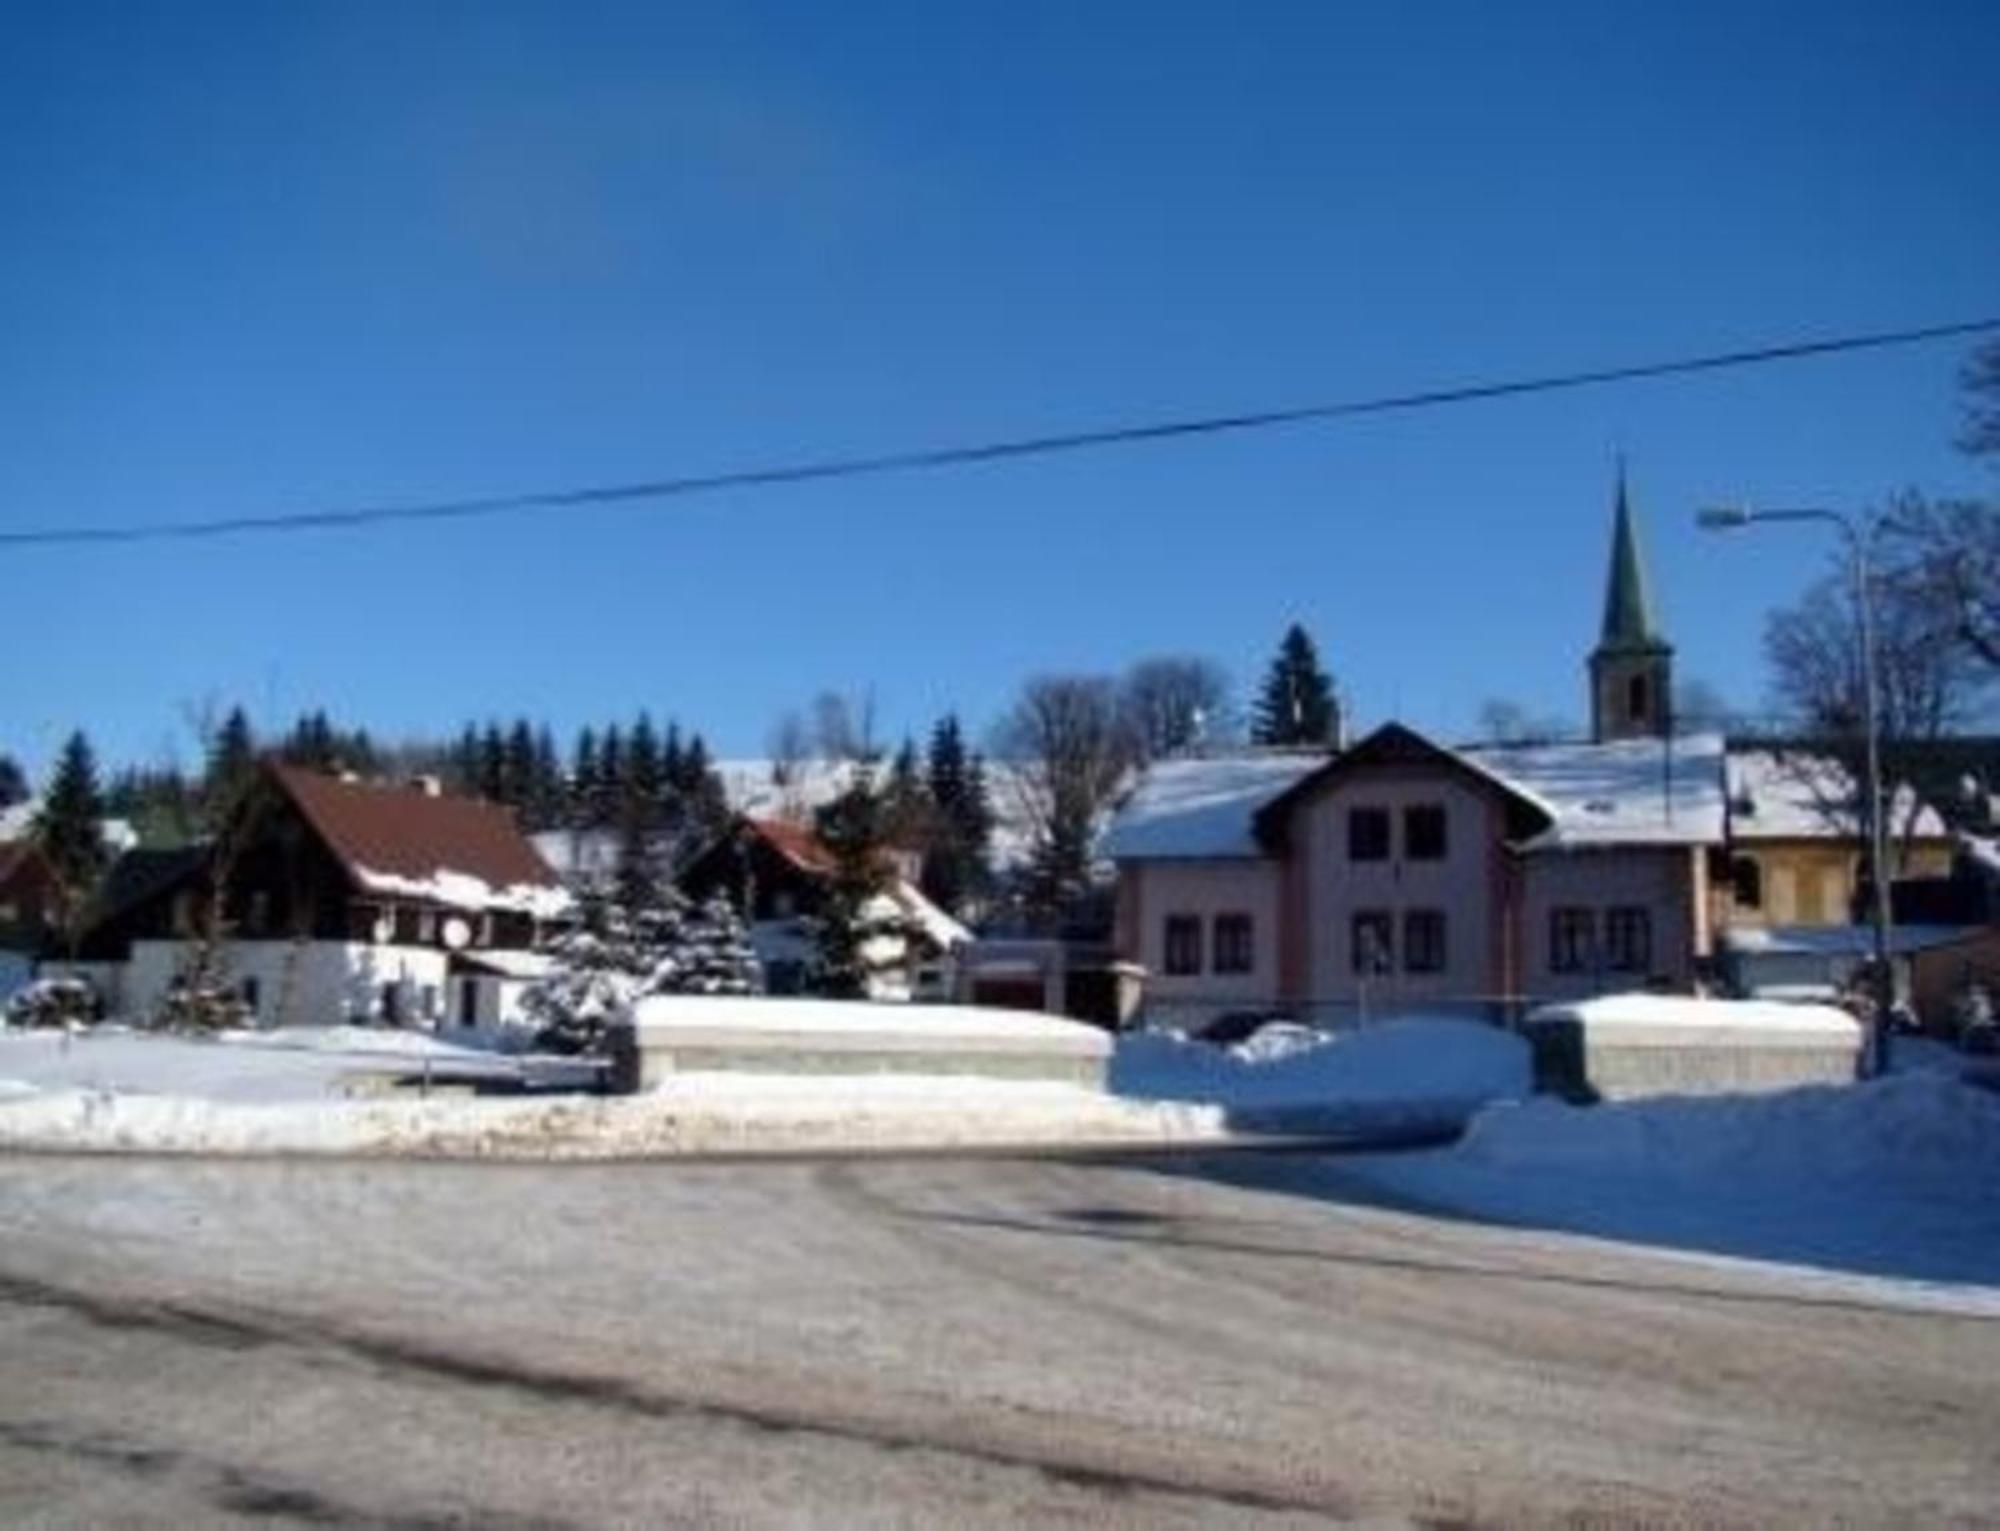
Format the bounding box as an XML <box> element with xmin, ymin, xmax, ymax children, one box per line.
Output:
<box><xmin>1104</xmin><ymin>477</ymin><xmax>1726</xmax><ymax>1029</ymax></box>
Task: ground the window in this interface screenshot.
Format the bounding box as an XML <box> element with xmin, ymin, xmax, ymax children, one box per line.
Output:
<box><xmin>246</xmin><ymin>890</ymin><xmax>271</xmax><ymax>935</ymax></box>
<box><xmin>1351</xmin><ymin>911</ymin><xmax>1393</xmax><ymax>974</ymax></box>
<box><xmin>1627</xmin><ymin>672</ymin><xmax>1649</xmax><ymax>722</ymax></box>
<box><xmin>1403</xmin><ymin>910</ymin><xmax>1446</xmax><ymax>974</ymax></box>
<box><xmin>1404</xmin><ymin>804</ymin><xmax>1447</xmax><ymax>861</ymax></box>
<box><xmin>1348</xmin><ymin>807</ymin><xmax>1390</xmax><ymax>861</ymax></box>
<box><xmin>1212</xmin><ymin>913</ymin><xmax>1253</xmax><ymax>975</ymax></box>
<box><xmin>1549</xmin><ymin>908</ymin><xmax>1595</xmax><ymax>973</ymax></box>
<box><xmin>1604</xmin><ymin>907</ymin><xmax>1651</xmax><ymax>973</ymax></box>
<box><xmin>1163</xmin><ymin>915</ymin><xmax>1203</xmax><ymax>976</ymax></box>
<box><xmin>415</xmin><ymin>909</ymin><xmax>438</xmax><ymax>944</ymax></box>
<box><xmin>1730</xmin><ymin>855</ymin><xmax>1763</xmax><ymax>910</ymax></box>
<box><xmin>239</xmin><ymin>977</ymin><xmax>260</xmax><ymax>1018</ymax></box>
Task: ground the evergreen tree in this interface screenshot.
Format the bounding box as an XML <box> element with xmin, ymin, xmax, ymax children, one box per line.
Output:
<box><xmin>661</xmin><ymin>722</ymin><xmax>686</xmax><ymax>792</ymax></box>
<box><xmin>208</xmin><ymin>707</ymin><xmax>257</xmax><ymax>802</ymax></box>
<box><xmin>522</xmin><ymin>886</ymin><xmax>760</xmax><ymax>1053</ymax></box>
<box><xmin>528</xmin><ymin>726</ymin><xmax>563</xmax><ymax>829</ymax></box>
<box><xmin>598</xmin><ymin>725</ymin><xmax>626</xmax><ymax>826</ymax></box>
<box><xmin>811</xmin><ymin>767</ymin><xmax>917</xmax><ymax>998</ymax></box>
<box><xmin>35</xmin><ymin>731</ymin><xmax>110</xmax><ymax>955</ymax></box>
<box><xmin>0</xmin><ymin>754</ymin><xmax>28</xmax><ymax>809</ymax></box>
<box><xmin>477</xmin><ymin>723</ymin><xmax>507</xmax><ymax>802</ymax></box>
<box><xmin>628</xmin><ymin>714</ymin><xmax>663</xmax><ymax>810</ymax></box>
<box><xmin>882</xmin><ymin>737</ymin><xmax>930</xmax><ymax>846</ymax></box>
<box><xmin>570</xmin><ymin>727</ymin><xmax>601</xmax><ymax>827</ymax></box>
<box><xmin>922</xmin><ymin>714</ymin><xmax>994</xmax><ymax>916</ymax></box>
<box><xmin>450</xmin><ymin>725</ymin><xmax>482</xmax><ymax>795</ymax></box>
<box><xmin>1251</xmin><ymin>624</ymin><xmax>1340</xmax><ymax>747</ymax></box>
<box><xmin>503</xmin><ymin>720</ymin><xmax>537</xmax><ymax>808</ymax></box>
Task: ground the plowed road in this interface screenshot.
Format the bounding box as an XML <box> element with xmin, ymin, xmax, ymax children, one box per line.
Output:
<box><xmin>1</xmin><ymin>1152</ymin><xmax>1994</xmax><ymax>1528</ymax></box>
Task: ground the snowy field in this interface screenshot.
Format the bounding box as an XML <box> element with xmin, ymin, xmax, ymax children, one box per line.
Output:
<box><xmin>0</xmin><ymin>1014</ymin><xmax>1528</xmax><ymax>1158</ymax></box>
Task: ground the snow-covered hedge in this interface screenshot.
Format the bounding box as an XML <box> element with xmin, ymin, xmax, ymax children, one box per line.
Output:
<box><xmin>4</xmin><ymin>976</ymin><xmax>98</xmax><ymax>1029</ymax></box>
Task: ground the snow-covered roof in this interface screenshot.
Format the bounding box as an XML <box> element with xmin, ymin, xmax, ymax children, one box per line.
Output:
<box><xmin>1725</xmin><ymin>749</ymin><xmax>1946</xmax><ymax>841</ymax></box>
<box><xmin>454</xmin><ymin>949</ymin><xmax>558</xmax><ymax>981</ymax></box>
<box><xmin>1962</xmin><ymin>834</ymin><xmax>2000</xmax><ymax>876</ymax></box>
<box><xmin>1529</xmin><ymin>991</ymin><xmax>1861</xmax><ymax>1038</ymax></box>
<box><xmin>1099</xmin><ymin>730</ymin><xmax>1724</xmax><ymax>862</ymax></box>
<box><xmin>890</xmin><ymin>880</ymin><xmax>973</xmax><ymax>950</ymax></box>
<box><xmin>1098</xmin><ymin>753</ymin><xmax>1330</xmax><ymax>860</ymax></box>
<box><xmin>0</xmin><ymin>802</ymin><xmax>137</xmax><ymax>854</ymax></box>
<box><xmin>1463</xmin><ymin>733</ymin><xmax>1726</xmax><ymax>850</ymax></box>
<box><xmin>715</xmin><ymin>757</ymin><xmax>1040</xmax><ymax>871</ymax></box>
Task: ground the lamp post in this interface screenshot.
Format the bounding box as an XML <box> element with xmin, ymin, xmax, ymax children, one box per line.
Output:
<box><xmin>1697</xmin><ymin>504</ymin><xmax>1894</xmax><ymax>1074</ymax></box>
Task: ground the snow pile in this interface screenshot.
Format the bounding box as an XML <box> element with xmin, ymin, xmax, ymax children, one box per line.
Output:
<box><xmin>353</xmin><ymin>865</ymin><xmax>572</xmax><ymax>920</ymax></box>
<box><xmin>1111</xmin><ymin>1018</ymin><xmax>1531</xmax><ymax>1111</ymax></box>
<box><xmin>0</xmin><ymin>1066</ymin><xmax>1227</xmax><ymax>1159</ymax></box>
<box><xmin>1341</xmin><ymin>1073</ymin><xmax>2000</xmax><ymax>1291</ymax></box>
<box><xmin>1456</xmin><ymin>1072</ymin><xmax>1998</xmax><ymax>1186</ymax></box>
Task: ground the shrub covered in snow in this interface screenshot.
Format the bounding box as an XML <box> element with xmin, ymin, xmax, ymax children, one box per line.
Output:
<box><xmin>4</xmin><ymin>976</ymin><xmax>98</xmax><ymax>1029</ymax></box>
<box><xmin>522</xmin><ymin>890</ymin><xmax>761</xmax><ymax>1054</ymax></box>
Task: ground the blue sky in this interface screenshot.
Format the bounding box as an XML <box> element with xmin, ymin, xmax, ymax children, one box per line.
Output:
<box><xmin>3</xmin><ymin>1</ymin><xmax>1996</xmax><ymax>780</ymax></box>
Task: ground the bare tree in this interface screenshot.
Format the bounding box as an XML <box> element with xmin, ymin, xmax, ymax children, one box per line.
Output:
<box><xmin>1474</xmin><ymin>697</ymin><xmax>1572</xmax><ymax>744</ymax></box>
<box><xmin>766</xmin><ymin>710</ymin><xmax>810</xmax><ymax>789</ymax></box>
<box><xmin>1882</xmin><ymin>494</ymin><xmax>2000</xmax><ymax>677</ymax></box>
<box><xmin>1671</xmin><ymin>678</ymin><xmax>1741</xmax><ymax>735</ymax></box>
<box><xmin>1120</xmin><ymin>656</ymin><xmax>1234</xmax><ymax>762</ymax></box>
<box><xmin>1961</xmin><ymin>339</ymin><xmax>2000</xmax><ymax>459</ymax></box>
<box><xmin>1763</xmin><ymin>547</ymin><xmax>1992</xmax><ymax>850</ymax></box>
<box><xmin>811</xmin><ymin>689</ymin><xmax>877</xmax><ymax>764</ymax></box>
<box><xmin>993</xmin><ymin>675</ymin><xmax>1136</xmax><ymax>923</ymax></box>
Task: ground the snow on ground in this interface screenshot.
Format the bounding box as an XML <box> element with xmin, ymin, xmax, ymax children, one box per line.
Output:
<box><xmin>1326</xmin><ymin>1071</ymin><xmax>2000</xmax><ymax>1291</ymax></box>
<box><xmin>1109</xmin><ymin>1017</ymin><xmax>1533</xmax><ymax>1116</ymax></box>
<box><xmin>0</xmin><ymin>1012</ymin><xmax>1530</xmax><ymax>1158</ymax></box>
<box><xmin>0</xmin><ymin>1053</ymin><xmax>1228</xmax><ymax>1159</ymax></box>
<box><xmin>1530</xmin><ymin>990</ymin><xmax>1862</xmax><ymax>1035</ymax></box>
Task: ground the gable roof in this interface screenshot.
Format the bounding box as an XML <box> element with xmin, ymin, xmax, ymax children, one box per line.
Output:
<box><xmin>745</xmin><ymin>815</ymin><xmax>840</xmax><ymax>876</ymax></box>
<box><xmin>1725</xmin><ymin>749</ymin><xmax>1948</xmax><ymax>842</ymax></box>
<box><xmin>1098</xmin><ymin>753</ymin><xmax>1330</xmax><ymax>860</ymax></box>
<box><xmin>269</xmin><ymin>764</ymin><xmax>569</xmax><ymax>918</ymax></box>
<box><xmin>1467</xmin><ymin>731</ymin><xmax>1726</xmax><ymax>848</ymax></box>
<box><xmin>1100</xmin><ymin>723</ymin><xmax>1727</xmax><ymax>864</ymax></box>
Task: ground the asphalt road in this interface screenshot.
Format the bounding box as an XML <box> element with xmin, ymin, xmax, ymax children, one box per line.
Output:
<box><xmin>0</xmin><ymin>1151</ymin><xmax>1994</xmax><ymax>1529</ymax></box>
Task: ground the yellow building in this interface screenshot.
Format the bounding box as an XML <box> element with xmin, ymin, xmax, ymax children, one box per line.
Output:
<box><xmin>1716</xmin><ymin>749</ymin><xmax>1952</xmax><ymax>928</ymax></box>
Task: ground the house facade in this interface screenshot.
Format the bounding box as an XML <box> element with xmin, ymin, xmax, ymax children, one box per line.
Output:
<box><xmin>677</xmin><ymin>814</ymin><xmax>970</xmax><ymax>999</ymax></box>
<box><xmin>1717</xmin><ymin>748</ymin><xmax>1954</xmax><ymax>928</ymax></box>
<box><xmin>1104</xmin><ymin>479</ymin><xmax>1726</xmax><ymax>1029</ymax></box>
<box><xmin>69</xmin><ymin>763</ymin><xmax>569</xmax><ymax>1032</ymax></box>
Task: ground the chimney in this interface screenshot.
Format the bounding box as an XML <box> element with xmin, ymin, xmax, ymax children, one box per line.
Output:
<box><xmin>411</xmin><ymin>774</ymin><xmax>442</xmax><ymax>797</ymax></box>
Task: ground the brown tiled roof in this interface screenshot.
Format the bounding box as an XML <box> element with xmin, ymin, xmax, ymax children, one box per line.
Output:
<box><xmin>744</xmin><ymin>816</ymin><xmax>838</xmax><ymax>876</ymax></box>
<box><xmin>270</xmin><ymin>764</ymin><xmax>562</xmax><ymax>898</ymax></box>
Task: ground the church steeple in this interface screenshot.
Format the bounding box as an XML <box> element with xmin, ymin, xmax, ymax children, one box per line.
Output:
<box><xmin>1588</xmin><ymin>466</ymin><xmax>1674</xmax><ymax>741</ymax></box>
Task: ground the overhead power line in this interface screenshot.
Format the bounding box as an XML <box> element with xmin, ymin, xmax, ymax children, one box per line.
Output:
<box><xmin>6</xmin><ymin>314</ymin><xmax>1996</xmax><ymax>550</ymax></box>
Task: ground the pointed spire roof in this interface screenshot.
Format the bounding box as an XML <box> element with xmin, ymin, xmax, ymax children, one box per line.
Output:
<box><xmin>1595</xmin><ymin>465</ymin><xmax>1670</xmax><ymax>655</ymax></box>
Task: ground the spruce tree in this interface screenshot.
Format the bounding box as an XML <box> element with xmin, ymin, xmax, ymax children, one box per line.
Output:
<box><xmin>503</xmin><ymin>720</ymin><xmax>537</xmax><ymax>808</ymax></box>
<box><xmin>477</xmin><ymin>723</ymin><xmax>507</xmax><ymax>802</ymax></box>
<box><xmin>208</xmin><ymin>707</ymin><xmax>256</xmax><ymax>802</ymax></box>
<box><xmin>1251</xmin><ymin>624</ymin><xmax>1340</xmax><ymax>747</ymax></box>
<box><xmin>36</xmin><ymin>731</ymin><xmax>110</xmax><ymax>955</ymax></box>
<box><xmin>0</xmin><ymin>754</ymin><xmax>27</xmax><ymax>809</ymax></box>
<box><xmin>529</xmin><ymin>727</ymin><xmax>563</xmax><ymax>829</ymax></box>
<box><xmin>811</xmin><ymin>768</ymin><xmax>919</xmax><ymax>998</ymax></box>
<box><xmin>451</xmin><ymin>725</ymin><xmax>482</xmax><ymax>794</ymax></box>
<box><xmin>628</xmin><ymin>714</ymin><xmax>663</xmax><ymax>811</ymax></box>
<box><xmin>570</xmin><ymin>727</ymin><xmax>600</xmax><ymax>826</ymax></box>
<box><xmin>597</xmin><ymin>725</ymin><xmax>626</xmax><ymax>827</ymax></box>
<box><xmin>922</xmin><ymin>716</ymin><xmax>993</xmax><ymax>916</ymax></box>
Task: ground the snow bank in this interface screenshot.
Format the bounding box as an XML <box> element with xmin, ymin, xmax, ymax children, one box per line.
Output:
<box><xmin>0</xmin><ymin>1072</ymin><xmax>1229</xmax><ymax>1159</ymax></box>
<box><xmin>1111</xmin><ymin>1018</ymin><xmax>1531</xmax><ymax>1110</ymax></box>
<box><xmin>1339</xmin><ymin>1073</ymin><xmax>2000</xmax><ymax>1292</ymax></box>
<box><xmin>626</xmin><ymin>994</ymin><xmax>1100</xmax><ymax>1046</ymax></box>
<box><xmin>1456</xmin><ymin>1072</ymin><xmax>1998</xmax><ymax>1184</ymax></box>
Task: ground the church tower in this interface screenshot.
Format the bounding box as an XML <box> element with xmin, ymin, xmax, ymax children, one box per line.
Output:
<box><xmin>1588</xmin><ymin>468</ymin><xmax>1674</xmax><ymax>741</ymax></box>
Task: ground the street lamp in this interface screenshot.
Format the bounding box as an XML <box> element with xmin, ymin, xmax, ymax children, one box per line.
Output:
<box><xmin>1697</xmin><ymin>503</ymin><xmax>1895</xmax><ymax>1074</ymax></box>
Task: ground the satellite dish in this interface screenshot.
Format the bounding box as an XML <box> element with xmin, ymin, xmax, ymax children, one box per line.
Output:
<box><xmin>442</xmin><ymin>917</ymin><xmax>471</xmax><ymax>951</ymax></box>
<box><xmin>371</xmin><ymin>915</ymin><xmax>393</xmax><ymax>945</ymax></box>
